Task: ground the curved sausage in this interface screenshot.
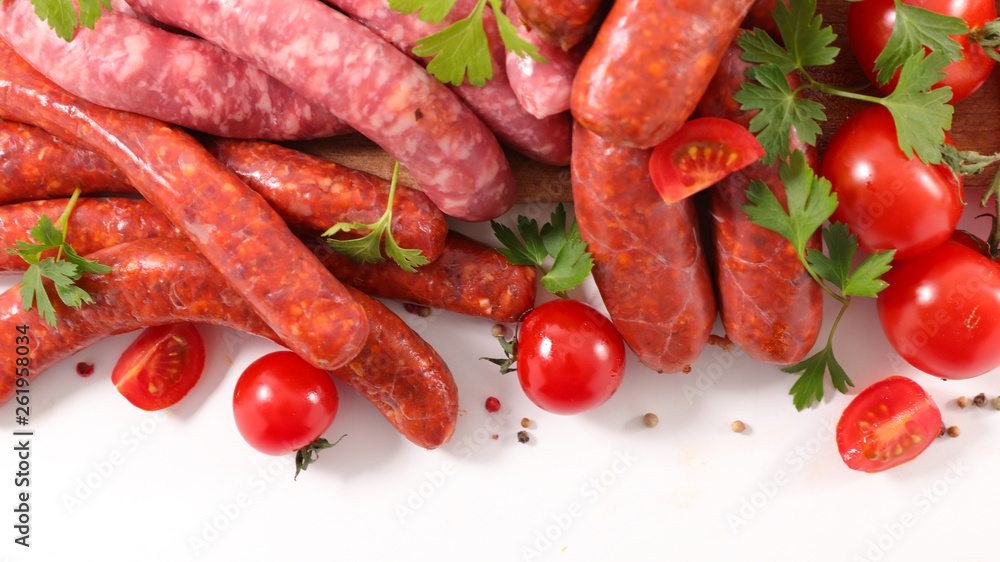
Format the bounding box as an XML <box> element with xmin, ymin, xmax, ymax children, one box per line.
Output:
<box><xmin>571</xmin><ymin>0</ymin><xmax>755</xmax><ymax>148</ymax></box>
<box><xmin>693</xmin><ymin>36</ymin><xmax>823</xmax><ymax>365</ymax></box>
<box><xmin>0</xmin><ymin>238</ymin><xmax>457</xmax><ymax>449</ymax></box>
<box><xmin>0</xmin><ymin>119</ymin><xmax>134</xmax><ymax>203</ymax></box>
<box><xmin>742</xmin><ymin>0</ymin><xmax>789</xmax><ymax>39</ymax></box>
<box><xmin>0</xmin><ymin>40</ymin><xmax>369</xmax><ymax>371</ymax></box>
<box><xmin>571</xmin><ymin>122</ymin><xmax>716</xmax><ymax>373</ymax></box>
<box><xmin>126</xmin><ymin>0</ymin><xmax>517</xmax><ymax>222</ymax></box>
<box><xmin>0</xmin><ymin>0</ymin><xmax>351</xmax><ymax>140</ymax></box>
<box><xmin>503</xmin><ymin>0</ymin><xmax>584</xmax><ymax>119</ymax></box>
<box><xmin>512</xmin><ymin>0</ymin><xmax>605</xmax><ymax>51</ymax></box>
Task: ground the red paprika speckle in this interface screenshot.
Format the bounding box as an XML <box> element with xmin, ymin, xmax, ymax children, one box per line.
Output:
<box><xmin>76</xmin><ymin>362</ymin><xmax>94</xmax><ymax>377</ymax></box>
<box><xmin>485</xmin><ymin>396</ymin><xmax>501</xmax><ymax>413</ymax></box>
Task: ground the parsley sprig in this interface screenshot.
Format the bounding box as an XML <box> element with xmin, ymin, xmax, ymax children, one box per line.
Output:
<box><xmin>743</xmin><ymin>151</ymin><xmax>895</xmax><ymax>410</ymax></box>
<box><xmin>6</xmin><ymin>189</ymin><xmax>113</xmax><ymax>327</ymax></box>
<box><xmin>8</xmin><ymin>0</ymin><xmax>111</xmax><ymax>42</ymax></box>
<box><xmin>490</xmin><ymin>203</ymin><xmax>593</xmax><ymax>298</ymax></box>
<box><xmin>736</xmin><ymin>0</ymin><xmax>963</xmax><ymax>166</ymax></box>
<box><xmin>323</xmin><ymin>162</ymin><xmax>429</xmax><ymax>273</ymax></box>
<box><xmin>388</xmin><ymin>0</ymin><xmax>545</xmax><ymax>87</ymax></box>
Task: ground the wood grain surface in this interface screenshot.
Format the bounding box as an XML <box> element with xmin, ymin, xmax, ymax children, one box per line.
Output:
<box><xmin>283</xmin><ymin>0</ymin><xmax>1000</xmax><ymax>203</ymax></box>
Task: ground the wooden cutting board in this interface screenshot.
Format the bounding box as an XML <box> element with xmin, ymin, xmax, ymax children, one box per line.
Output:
<box><xmin>284</xmin><ymin>0</ymin><xmax>1000</xmax><ymax>203</ymax></box>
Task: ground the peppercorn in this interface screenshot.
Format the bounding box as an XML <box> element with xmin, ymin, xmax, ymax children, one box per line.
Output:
<box><xmin>485</xmin><ymin>396</ymin><xmax>501</xmax><ymax>413</ymax></box>
<box><xmin>642</xmin><ymin>413</ymin><xmax>658</xmax><ymax>428</ymax></box>
<box><xmin>76</xmin><ymin>362</ymin><xmax>94</xmax><ymax>377</ymax></box>
<box><xmin>973</xmin><ymin>393</ymin><xmax>987</xmax><ymax>407</ymax></box>
<box><xmin>994</xmin><ymin>396</ymin><xmax>1000</xmax><ymax>411</ymax></box>
<box><xmin>947</xmin><ymin>426</ymin><xmax>961</xmax><ymax>438</ymax></box>
<box><xmin>957</xmin><ymin>396</ymin><xmax>969</xmax><ymax>408</ymax></box>
<box><xmin>403</xmin><ymin>303</ymin><xmax>432</xmax><ymax>317</ymax></box>
<box><xmin>491</xmin><ymin>324</ymin><xmax>506</xmax><ymax>338</ymax></box>
<box><xmin>731</xmin><ymin>420</ymin><xmax>746</xmax><ymax>433</ymax></box>
<box><xmin>517</xmin><ymin>430</ymin><xmax>530</xmax><ymax>444</ymax></box>
<box><xmin>520</xmin><ymin>417</ymin><xmax>531</xmax><ymax>428</ymax></box>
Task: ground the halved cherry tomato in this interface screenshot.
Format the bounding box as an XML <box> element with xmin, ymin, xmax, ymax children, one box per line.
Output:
<box><xmin>649</xmin><ymin>117</ymin><xmax>765</xmax><ymax>203</ymax></box>
<box><xmin>836</xmin><ymin>376</ymin><xmax>942</xmax><ymax>473</ymax></box>
<box><xmin>111</xmin><ymin>323</ymin><xmax>206</xmax><ymax>411</ymax></box>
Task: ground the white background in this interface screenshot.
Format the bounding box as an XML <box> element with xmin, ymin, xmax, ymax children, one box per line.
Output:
<box><xmin>2</xmin><ymin>202</ymin><xmax>999</xmax><ymax>562</ymax></box>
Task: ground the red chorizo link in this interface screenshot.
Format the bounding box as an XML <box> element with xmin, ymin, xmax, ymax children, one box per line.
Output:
<box><xmin>0</xmin><ymin>238</ymin><xmax>457</xmax><ymax>449</ymax></box>
<box><xmin>0</xmin><ymin>119</ymin><xmax>133</xmax><ymax>203</ymax></box>
<box><xmin>693</xmin><ymin>36</ymin><xmax>822</xmax><ymax>364</ymax></box>
<box><xmin>309</xmin><ymin>231</ymin><xmax>537</xmax><ymax>323</ymax></box>
<box><xmin>0</xmin><ymin>0</ymin><xmax>351</xmax><ymax>140</ymax></box>
<box><xmin>742</xmin><ymin>0</ymin><xmax>789</xmax><ymax>39</ymax></box>
<box><xmin>512</xmin><ymin>0</ymin><xmax>605</xmax><ymax>51</ymax></box>
<box><xmin>571</xmin><ymin>123</ymin><xmax>716</xmax><ymax>372</ymax></box>
<box><xmin>127</xmin><ymin>0</ymin><xmax>516</xmax><ymax>221</ymax></box>
<box><xmin>0</xmin><ymin>40</ymin><xmax>368</xmax><ymax>370</ymax></box>
<box><xmin>571</xmin><ymin>0</ymin><xmax>755</xmax><ymax>148</ymax></box>
<box><xmin>0</xmin><ymin>197</ymin><xmax>183</xmax><ymax>272</ymax></box>
<box><xmin>205</xmin><ymin>138</ymin><xmax>448</xmax><ymax>262</ymax></box>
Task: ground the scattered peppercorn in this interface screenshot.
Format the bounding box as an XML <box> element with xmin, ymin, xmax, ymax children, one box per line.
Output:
<box><xmin>491</xmin><ymin>434</ymin><xmax>499</xmax><ymax>440</ymax></box>
<box><xmin>76</xmin><ymin>362</ymin><xmax>94</xmax><ymax>377</ymax></box>
<box><xmin>642</xmin><ymin>413</ymin><xmax>658</xmax><ymax>428</ymax></box>
<box><xmin>520</xmin><ymin>417</ymin><xmax>531</xmax><ymax>428</ymax></box>
<box><xmin>973</xmin><ymin>393</ymin><xmax>987</xmax><ymax>407</ymax></box>
<box><xmin>947</xmin><ymin>426</ymin><xmax>961</xmax><ymax>438</ymax></box>
<box><xmin>957</xmin><ymin>396</ymin><xmax>969</xmax><ymax>408</ymax></box>
<box><xmin>682</xmin><ymin>365</ymin><xmax>692</xmax><ymax>374</ymax></box>
<box><xmin>517</xmin><ymin>430</ymin><xmax>530</xmax><ymax>444</ymax></box>
<box><xmin>994</xmin><ymin>396</ymin><xmax>1000</xmax><ymax>411</ymax></box>
<box><xmin>403</xmin><ymin>303</ymin><xmax>432</xmax><ymax>317</ymax></box>
<box><xmin>731</xmin><ymin>420</ymin><xmax>746</xmax><ymax>433</ymax></box>
<box><xmin>485</xmin><ymin>396</ymin><xmax>501</xmax><ymax>413</ymax></box>
<box><xmin>491</xmin><ymin>324</ymin><xmax>506</xmax><ymax>338</ymax></box>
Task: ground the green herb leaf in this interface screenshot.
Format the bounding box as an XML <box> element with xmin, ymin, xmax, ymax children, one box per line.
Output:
<box><xmin>807</xmin><ymin>222</ymin><xmax>895</xmax><ymax>298</ymax></box>
<box><xmin>784</xmin><ymin>344</ymin><xmax>853</xmax><ymax>411</ymax></box>
<box><xmin>412</xmin><ymin>0</ymin><xmax>493</xmax><ymax>86</ymax></box>
<box><xmin>323</xmin><ymin>163</ymin><xmax>429</xmax><ymax>273</ymax></box>
<box><xmin>736</xmin><ymin>64</ymin><xmax>826</xmax><ymax>165</ymax></box>
<box><xmin>770</xmin><ymin>0</ymin><xmax>839</xmax><ymax>70</ymax></box>
<box><xmin>879</xmin><ymin>51</ymin><xmax>954</xmax><ymax>164</ymax></box>
<box><xmin>24</xmin><ymin>0</ymin><xmax>111</xmax><ymax>42</ymax></box>
<box><xmin>872</xmin><ymin>0</ymin><xmax>968</xmax><ymax>85</ymax></box>
<box><xmin>387</xmin><ymin>0</ymin><xmax>456</xmax><ymax>24</ymax></box>
<box><xmin>486</xmin><ymin>0</ymin><xmax>544</xmax><ymax>62</ymax></box>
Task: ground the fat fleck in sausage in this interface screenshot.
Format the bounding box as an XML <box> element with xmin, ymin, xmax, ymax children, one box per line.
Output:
<box><xmin>0</xmin><ymin>119</ymin><xmax>133</xmax><ymax>203</ymax></box>
<box><xmin>571</xmin><ymin>122</ymin><xmax>716</xmax><ymax>373</ymax></box>
<box><xmin>0</xmin><ymin>40</ymin><xmax>369</xmax><ymax>370</ymax></box>
<box><xmin>571</xmin><ymin>0</ymin><xmax>755</xmax><ymax>148</ymax></box>
<box><xmin>693</xmin><ymin>35</ymin><xmax>822</xmax><ymax>364</ymax></box>
<box><xmin>0</xmin><ymin>0</ymin><xmax>351</xmax><ymax>140</ymax></box>
<box><xmin>0</xmin><ymin>238</ymin><xmax>457</xmax><ymax>449</ymax></box>
<box><xmin>126</xmin><ymin>0</ymin><xmax>517</xmax><ymax>221</ymax></box>
<box><xmin>512</xmin><ymin>0</ymin><xmax>605</xmax><ymax>51</ymax></box>
<box><xmin>324</xmin><ymin>0</ymin><xmax>571</xmax><ymax>166</ymax></box>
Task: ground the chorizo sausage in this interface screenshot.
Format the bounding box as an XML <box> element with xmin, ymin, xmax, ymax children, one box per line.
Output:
<box><xmin>512</xmin><ymin>0</ymin><xmax>605</xmax><ymax>51</ymax></box>
<box><xmin>693</xmin><ymin>35</ymin><xmax>822</xmax><ymax>364</ymax></box>
<box><xmin>0</xmin><ymin>0</ymin><xmax>351</xmax><ymax>140</ymax></box>
<box><xmin>571</xmin><ymin>122</ymin><xmax>716</xmax><ymax>373</ymax></box>
<box><xmin>326</xmin><ymin>0</ymin><xmax>572</xmax><ymax>166</ymax></box>
<box><xmin>0</xmin><ymin>40</ymin><xmax>369</xmax><ymax>371</ymax></box>
<box><xmin>0</xmin><ymin>238</ymin><xmax>457</xmax><ymax>449</ymax></box>
<box><xmin>0</xmin><ymin>118</ymin><xmax>133</xmax><ymax>203</ymax></box>
<box><xmin>126</xmin><ymin>0</ymin><xmax>517</xmax><ymax>221</ymax></box>
<box><xmin>571</xmin><ymin>0</ymin><xmax>755</xmax><ymax>148</ymax></box>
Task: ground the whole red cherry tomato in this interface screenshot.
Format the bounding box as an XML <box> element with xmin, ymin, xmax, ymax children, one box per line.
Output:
<box><xmin>819</xmin><ymin>104</ymin><xmax>963</xmax><ymax>260</ymax></box>
<box><xmin>516</xmin><ymin>300</ymin><xmax>626</xmax><ymax>415</ymax></box>
<box><xmin>848</xmin><ymin>0</ymin><xmax>997</xmax><ymax>103</ymax></box>
<box><xmin>112</xmin><ymin>323</ymin><xmax>205</xmax><ymax>411</ymax></box>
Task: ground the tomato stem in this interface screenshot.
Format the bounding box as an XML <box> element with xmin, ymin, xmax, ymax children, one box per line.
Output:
<box><xmin>970</xmin><ymin>18</ymin><xmax>1000</xmax><ymax>63</ymax></box>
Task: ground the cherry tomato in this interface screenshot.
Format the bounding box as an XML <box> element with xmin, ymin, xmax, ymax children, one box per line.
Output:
<box><xmin>848</xmin><ymin>0</ymin><xmax>997</xmax><ymax>103</ymax></box>
<box><xmin>877</xmin><ymin>237</ymin><xmax>1000</xmax><ymax>379</ymax></box>
<box><xmin>232</xmin><ymin>351</ymin><xmax>339</xmax><ymax>455</ymax></box>
<box><xmin>111</xmin><ymin>323</ymin><xmax>205</xmax><ymax>411</ymax></box>
<box><xmin>819</xmin><ymin>104</ymin><xmax>963</xmax><ymax>259</ymax></box>
<box><xmin>649</xmin><ymin>117</ymin><xmax>765</xmax><ymax>204</ymax></box>
<box><xmin>836</xmin><ymin>376</ymin><xmax>942</xmax><ymax>473</ymax></box>
<box><xmin>516</xmin><ymin>300</ymin><xmax>626</xmax><ymax>415</ymax></box>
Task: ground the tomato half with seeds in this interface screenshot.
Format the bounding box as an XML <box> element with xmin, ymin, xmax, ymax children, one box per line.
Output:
<box><xmin>649</xmin><ymin>117</ymin><xmax>765</xmax><ymax>203</ymax></box>
<box><xmin>836</xmin><ymin>376</ymin><xmax>942</xmax><ymax>473</ymax></box>
<box><xmin>112</xmin><ymin>323</ymin><xmax>206</xmax><ymax>411</ymax></box>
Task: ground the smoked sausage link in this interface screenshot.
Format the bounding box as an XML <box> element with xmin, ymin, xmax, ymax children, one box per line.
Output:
<box><xmin>0</xmin><ymin>40</ymin><xmax>369</xmax><ymax>371</ymax></box>
<box><xmin>571</xmin><ymin>0</ymin><xmax>754</xmax><ymax>148</ymax></box>
<box><xmin>0</xmin><ymin>238</ymin><xmax>458</xmax><ymax>449</ymax></box>
<box><xmin>512</xmin><ymin>0</ymin><xmax>605</xmax><ymax>51</ymax></box>
<box><xmin>571</xmin><ymin>123</ymin><xmax>716</xmax><ymax>373</ymax></box>
<box><xmin>126</xmin><ymin>0</ymin><xmax>517</xmax><ymax>222</ymax></box>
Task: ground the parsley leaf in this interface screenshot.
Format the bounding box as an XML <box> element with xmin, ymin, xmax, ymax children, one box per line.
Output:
<box><xmin>880</xmin><ymin>51</ymin><xmax>954</xmax><ymax>164</ymax></box>
<box><xmin>785</xmin><ymin>345</ymin><xmax>852</xmax><ymax>411</ymax></box>
<box><xmin>323</xmin><ymin>163</ymin><xmax>429</xmax><ymax>273</ymax></box>
<box><xmin>387</xmin><ymin>0</ymin><xmax>456</xmax><ymax>24</ymax></box>
<box><xmin>872</xmin><ymin>0</ymin><xmax>968</xmax><ymax>85</ymax></box>
<box><xmin>771</xmin><ymin>0</ymin><xmax>839</xmax><ymax>70</ymax></box>
<box><xmin>737</xmin><ymin>65</ymin><xmax>826</xmax><ymax>165</ymax></box>
<box><xmin>807</xmin><ymin>223</ymin><xmax>895</xmax><ymax>298</ymax></box>
<box><xmin>18</xmin><ymin>0</ymin><xmax>111</xmax><ymax>42</ymax></box>
<box><xmin>490</xmin><ymin>203</ymin><xmax>593</xmax><ymax>297</ymax></box>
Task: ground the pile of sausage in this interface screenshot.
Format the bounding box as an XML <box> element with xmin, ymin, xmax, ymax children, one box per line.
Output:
<box><xmin>0</xmin><ymin>0</ymin><xmax>816</xmax><ymax>449</ymax></box>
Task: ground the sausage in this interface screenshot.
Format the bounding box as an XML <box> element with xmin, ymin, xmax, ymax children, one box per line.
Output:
<box><xmin>0</xmin><ymin>0</ymin><xmax>351</xmax><ymax>140</ymax></box>
<box><xmin>126</xmin><ymin>0</ymin><xmax>517</xmax><ymax>222</ymax></box>
<box><xmin>0</xmin><ymin>40</ymin><xmax>369</xmax><ymax>371</ymax></box>
<box><xmin>503</xmin><ymin>0</ymin><xmax>584</xmax><ymax>119</ymax></box>
<box><xmin>742</xmin><ymin>0</ymin><xmax>789</xmax><ymax>39</ymax></box>
<box><xmin>693</xmin><ymin>35</ymin><xmax>822</xmax><ymax>364</ymax></box>
<box><xmin>309</xmin><ymin>231</ymin><xmax>537</xmax><ymax>322</ymax></box>
<box><xmin>571</xmin><ymin>122</ymin><xmax>716</xmax><ymax>372</ymax></box>
<box><xmin>322</xmin><ymin>0</ymin><xmax>572</xmax><ymax>166</ymax></box>
<box><xmin>205</xmin><ymin>138</ymin><xmax>448</xmax><ymax>262</ymax></box>
<box><xmin>512</xmin><ymin>0</ymin><xmax>605</xmax><ymax>51</ymax></box>
<box><xmin>571</xmin><ymin>0</ymin><xmax>755</xmax><ymax>148</ymax></box>
<box><xmin>0</xmin><ymin>197</ymin><xmax>183</xmax><ymax>272</ymax></box>
<box><xmin>0</xmin><ymin>118</ymin><xmax>134</xmax><ymax>203</ymax></box>
<box><xmin>0</xmin><ymin>238</ymin><xmax>457</xmax><ymax>449</ymax></box>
